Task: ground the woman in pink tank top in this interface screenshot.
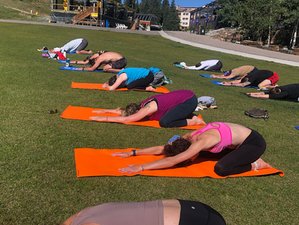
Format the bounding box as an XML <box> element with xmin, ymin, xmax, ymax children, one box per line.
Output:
<box><xmin>115</xmin><ymin>122</ymin><xmax>271</xmax><ymax>176</ymax></box>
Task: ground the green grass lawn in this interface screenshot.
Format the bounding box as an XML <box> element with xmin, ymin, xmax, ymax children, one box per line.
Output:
<box><xmin>0</xmin><ymin>0</ymin><xmax>50</xmax><ymax>20</ymax></box>
<box><xmin>0</xmin><ymin>22</ymin><xmax>298</xmax><ymax>225</ymax></box>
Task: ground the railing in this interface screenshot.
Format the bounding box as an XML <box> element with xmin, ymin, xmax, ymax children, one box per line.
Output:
<box><xmin>51</xmin><ymin>3</ymin><xmax>88</xmax><ymax>12</ymax></box>
<box><xmin>72</xmin><ymin>7</ymin><xmax>96</xmax><ymax>24</ymax></box>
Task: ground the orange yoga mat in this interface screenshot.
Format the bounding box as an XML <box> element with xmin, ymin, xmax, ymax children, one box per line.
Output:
<box><xmin>71</xmin><ymin>82</ymin><xmax>170</xmax><ymax>93</ymax></box>
<box><xmin>61</xmin><ymin>105</ymin><xmax>206</xmax><ymax>130</ymax></box>
<box><xmin>74</xmin><ymin>148</ymin><xmax>284</xmax><ymax>178</ymax></box>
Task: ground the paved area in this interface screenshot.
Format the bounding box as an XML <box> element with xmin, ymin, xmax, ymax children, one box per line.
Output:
<box><xmin>1</xmin><ymin>19</ymin><xmax>298</xmax><ymax>67</ymax></box>
<box><xmin>161</xmin><ymin>31</ymin><xmax>299</xmax><ymax>67</ymax></box>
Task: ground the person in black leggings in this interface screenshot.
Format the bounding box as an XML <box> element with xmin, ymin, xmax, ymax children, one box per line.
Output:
<box><xmin>90</xmin><ymin>90</ymin><xmax>204</xmax><ymax>128</ymax></box>
<box><xmin>178</xmin><ymin>199</ymin><xmax>226</xmax><ymax>225</ymax></box>
<box><xmin>247</xmin><ymin>83</ymin><xmax>299</xmax><ymax>102</ymax></box>
<box><xmin>222</xmin><ymin>69</ymin><xmax>279</xmax><ymax>89</ymax></box>
<box><xmin>114</xmin><ymin>122</ymin><xmax>271</xmax><ymax>175</ymax></box>
<box><xmin>158</xmin><ymin>95</ymin><xmax>198</xmax><ymax>127</ymax></box>
<box><xmin>61</xmin><ymin>199</ymin><xmax>226</xmax><ymax>225</ymax></box>
<box><xmin>103</xmin><ymin>68</ymin><xmax>154</xmax><ymax>91</ymax></box>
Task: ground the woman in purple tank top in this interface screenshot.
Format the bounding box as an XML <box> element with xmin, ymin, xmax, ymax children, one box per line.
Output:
<box><xmin>90</xmin><ymin>90</ymin><xmax>204</xmax><ymax>128</ymax></box>
<box><xmin>61</xmin><ymin>199</ymin><xmax>226</xmax><ymax>225</ymax></box>
<box><xmin>114</xmin><ymin>122</ymin><xmax>271</xmax><ymax>176</ymax></box>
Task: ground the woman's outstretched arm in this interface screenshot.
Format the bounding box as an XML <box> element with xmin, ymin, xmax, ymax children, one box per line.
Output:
<box><xmin>92</xmin><ymin>108</ymin><xmax>122</xmax><ymax>114</ymax></box>
<box><xmin>90</xmin><ymin>101</ymin><xmax>157</xmax><ymax>123</ymax></box>
<box><xmin>246</xmin><ymin>92</ymin><xmax>270</xmax><ymax>99</ymax></box>
<box><xmin>112</xmin><ymin>145</ymin><xmax>165</xmax><ymax>158</ymax></box>
<box><xmin>119</xmin><ymin>134</ymin><xmax>220</xmax><ymax>173</ymax></box>
<box><xmin>120</xmin><ymin>137</ymin><xmax>215</xmax><ymax>173</ymax></box>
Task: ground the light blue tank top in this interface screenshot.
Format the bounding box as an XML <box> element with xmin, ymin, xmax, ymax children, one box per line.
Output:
<box><xmin>118</xmin><ymin>68</ymin><xmax>150</xmax><ymax>85</ymax></box>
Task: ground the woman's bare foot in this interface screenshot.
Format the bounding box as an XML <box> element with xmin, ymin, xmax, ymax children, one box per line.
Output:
<box><xmin>252</xmin><ymin>158</ymin><xmax>271</xmax><ymax>171</ymax></box>
<box><xmin>188</xmin><ymin>116</ymin><xmax>204</xmax><ymax>125</ymax></box>
<box><xmin>145</xmin><ymin>86</ymin><xmax>156</xmax><ymax>92</ymax></box>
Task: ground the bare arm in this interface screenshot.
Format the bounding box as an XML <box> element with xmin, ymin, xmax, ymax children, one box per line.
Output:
<box><xmin>90</xmin><ymin>102</ymin><xmax>157</xmax><ymax>123</ymax></box>
<box><xmin>76</xmin><ymin>49</ymin><xmax>93</xmax><ymax>54</ymax></box>
<box><xmin>108</xmin><ymin>73</ymin><xmax>127</xmax><ymax>90</ymax></box>
<box><xmin>92</xmin><ymin>108</ymin><xmax>122</xmax><ymax>114</ymax></box>
<box><xmin>247</xmin><ymin>92</ymin><xmax>270</xmax><ymax>99</ymax></box>
<box><xmin>70</xmin><ymin>60</ymin><xmax>89</xmax><ymax>65</ymax></box>
<box><xmin>214</xmin><ymin>73</ymin><xmax>241</xmax><ymax>80</ymax></box>
<box><xmin>182</xmin><ymin>131</ymin><xmax>193</xmax><ymax>140</ymax></box>
<box><xmin>120</xmin><ymin>135</ymin><xmax>218</xmax><ymax>173</ymax></box>
<box><xmin>211</xmin><ymin>74</ymin><xmax>227</xmax><ymax>79</ymax></box>
<box><xmin>222</xmin><ymin>80</ymin><xmax>250</xmax><ymax>87</ymax></box>
<box><xmin>81</xmin><ymin>55</ymin><xmax>106</xmax><ymax>71</ymax></box>
<box><xmin>105</xmin><ymin>68</ymin><xmax>122</xmax><ymax>73</ymax></box>
<box><xmin>113</xmin><ymin>145</ymin><xmax>164</xmax><ymax>158</ymax></box>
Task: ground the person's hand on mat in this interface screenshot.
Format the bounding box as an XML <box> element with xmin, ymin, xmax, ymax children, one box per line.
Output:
<box><xmin>119</xmin><ymin>164</ymin><xmax>143</xmax><ymax>173</ymax></box>
<box><xmin>90</xmin><ymin>116</ymin><xmax>107</xmax><ymax>121</ymax></box>
<box><xmin>112</xmin><ymin>151</ymin><xmax>132</xmax><ymax>158</ymax></box>
<box><xmin>221</xmin><ymin>82</ymin><xmax>233</xmax><ymax>86</ymax></box>
<box><xmin>102</xmin><ymin>82</ymin><xmax>109</xmax><ymax>89</ymax></box>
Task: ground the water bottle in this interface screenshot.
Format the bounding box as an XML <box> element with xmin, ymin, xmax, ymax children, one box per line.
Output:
<box><xmin>168</xmin><ymin>135</ymin><xmax>181</xmax><ymax>144</ymax></box>
<box><xmin>66</xmin><ymin>58</ymin><xmax>70</xmax><ymax>67</ymax></box>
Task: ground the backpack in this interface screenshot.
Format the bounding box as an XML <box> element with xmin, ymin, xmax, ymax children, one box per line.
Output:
<box><xmin>244</xmin><ymin>108</ymin><xmax>269</xmax><ymax>120</ymax></box>
<box><xmin>148</xmin><ymin>67</ymin><xmax>172</xmax><ymax>87</ymax></box>
<box><xmin>196</xmin><ymin>96</ymin><xmax>217</xmax><ymax>111</ymax></box>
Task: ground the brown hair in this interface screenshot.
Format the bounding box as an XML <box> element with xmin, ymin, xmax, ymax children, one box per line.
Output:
<box><xmin>270</xmin><ymin>87</ymin><xmax>281</xmax><ymax>94</ymax></box>
<box><xmin>163</xmin><ymin>138</ymin><xmax>192</xmax><ymax>157</ymax></box>
<box><xmin>123</xmin><ymin>103</ymin><xmax>141</xmax><ymax>116</ymax></box>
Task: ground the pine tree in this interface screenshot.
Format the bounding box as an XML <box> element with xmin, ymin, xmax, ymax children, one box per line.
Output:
<box><xmin>161</xmin><ymin>0</ymin><xmax>170</xmax><ymax>24</ymax></box>
<box><xmin>139</xmin><ymin>0</ymin><xmax>161</xmax><ymax>20</ymax></box>
<box><xmin>135</xmin><ymin>0</ymin><xmax>140</xmax><ymax>13</ymax></box>
<box><xmin>139</xmin><ymin>0</ymin><xmax>151</xmax><ymax>13</ymax></box>
<box><xmin>282</xmin><ymin>0</ymin><xmax>299</xmax><ymax>48</ymax></box>
<box><xmin>163</xmin><ymin>0</ymin><xmax>179</xmax><ymax>30</ymax></box>
<box><xmin>124</xmin><ymin>0</ymin><xmax>136</xmax><ymax>9</ymax></box>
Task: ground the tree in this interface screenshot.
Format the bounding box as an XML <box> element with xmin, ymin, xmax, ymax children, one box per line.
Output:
<box><xmin>135</xmin><ymin>0</ymin><xmax>140</xmax><ymax>13</ymax></box>
<box><xmin>217</xmin><ymin>0</ymin><xmax>283</xmax><ymax>44</ymax></box>
<box><xmin>217</xmin><ymin>0</ymin><xmax>246</xmax><ymax>27</ymax></box>
<box><xmin>161</xmin><ymin>0</ymin><xmax>169</xmax><ymax>24</ymax></box>
<box><xmin>139</xmin><ymin>0</ymin><xmax>161</xmax><ymax>21</ymax></box>
<box><xmin>124</xmin><ymin>0</ymin><xmax>136</xmax><ymax>9</ymax></box>
<box><xmin>281</xmin><ymin>0</ymin><xmax>299</xmax><ymax>48</ymax></box>
<box><xmin>162</xmin><ymin>0</ymin><xmax>179</xmax><ymax>30</ymax></box>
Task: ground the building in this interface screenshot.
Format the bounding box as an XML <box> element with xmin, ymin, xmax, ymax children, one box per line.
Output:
<box><xmin>176</xmin><ymin>6</ymin><xmax>197</xmax><ymax>31</ymax></box>
<box><xmin>189</xmin><ymin>2</ymin><xmax>219</xmax><ymax>34</ymax></box>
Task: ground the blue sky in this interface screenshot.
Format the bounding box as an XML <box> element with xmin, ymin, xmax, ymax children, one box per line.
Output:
<box><xmin>175</xmin><ymin>0</ymin><xmax>214</xmax><ymax>7</ymax></box>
